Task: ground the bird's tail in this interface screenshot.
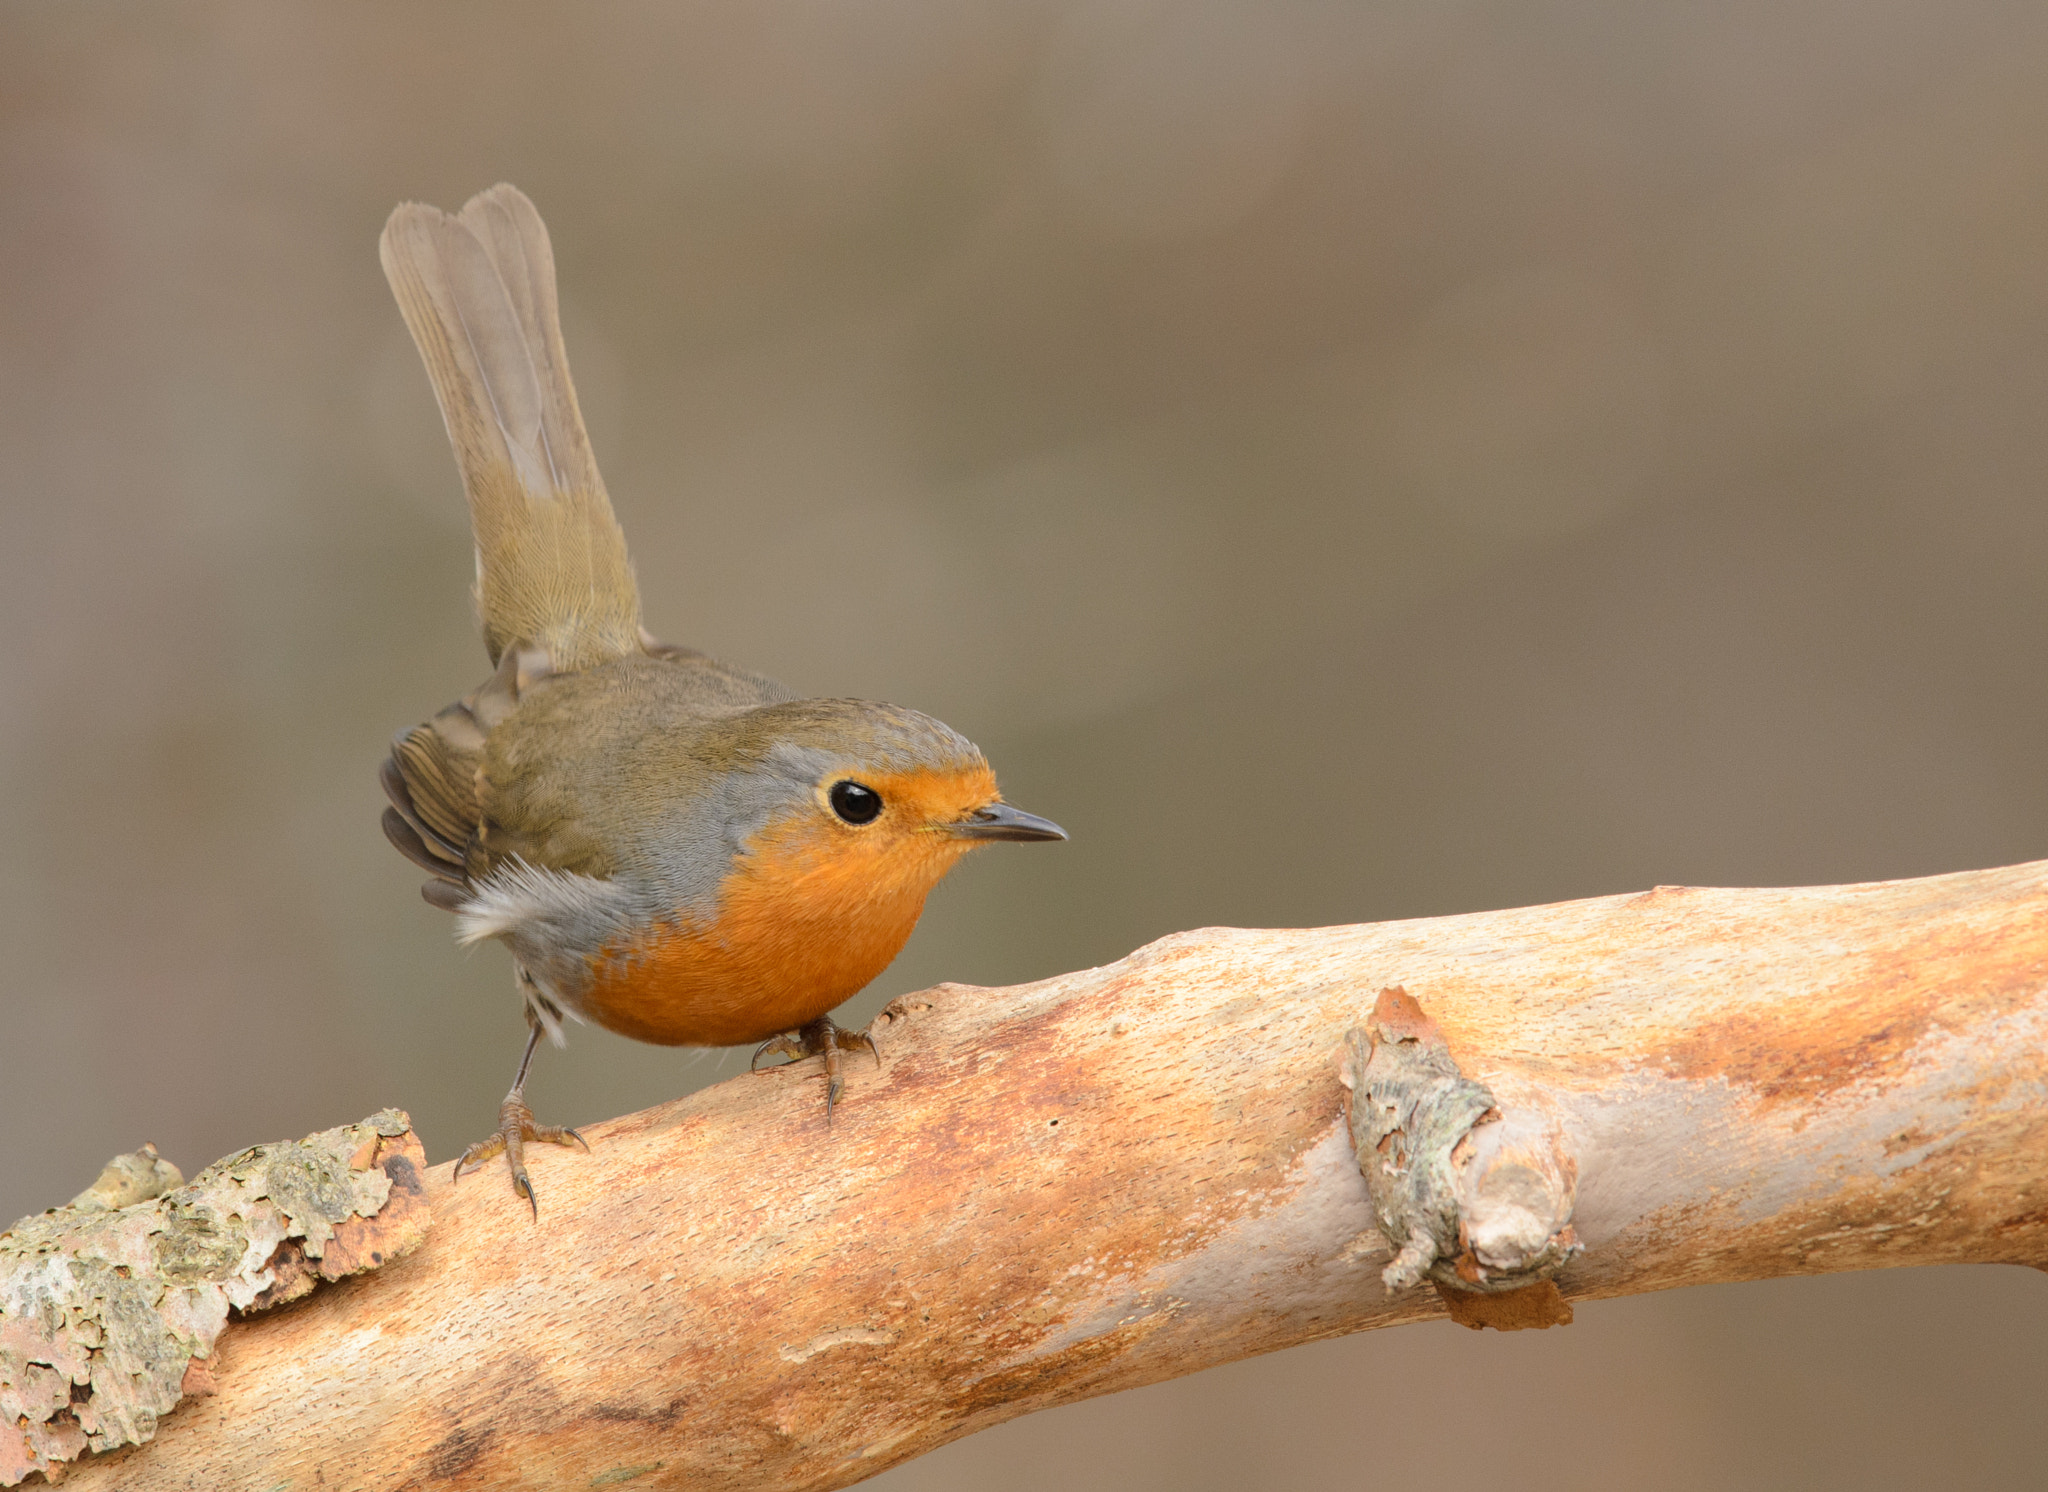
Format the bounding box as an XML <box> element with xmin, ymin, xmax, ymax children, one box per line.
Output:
<box><xmin>380</xmin><ymin>184</ymin><xmax>641</xmax><ymax>672</ymax></box>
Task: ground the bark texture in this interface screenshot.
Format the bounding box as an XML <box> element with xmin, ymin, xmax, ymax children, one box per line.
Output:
<box><xmin>1</xmin><ymin>1115</ymin><xmax>430</xmax><ymax>1485</ymax></box>
<box><xmin>56</xmin><ymin>861</ymin><xmax>2048</xmax><ymax>1490</ymax></box>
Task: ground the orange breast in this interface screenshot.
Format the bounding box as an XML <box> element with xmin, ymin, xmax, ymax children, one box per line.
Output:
<box><xmin>577</xmin><ymin>799</ymin><xmax>979</xmax><ymax>1046</ymax></box>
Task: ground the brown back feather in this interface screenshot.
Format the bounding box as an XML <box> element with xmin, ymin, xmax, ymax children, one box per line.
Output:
<box><xmin>379</xmin><ymin>641</ymin><xmax>545</xmax><ymax>904</ymax></box>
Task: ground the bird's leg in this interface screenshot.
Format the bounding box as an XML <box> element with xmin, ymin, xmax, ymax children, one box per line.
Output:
<box><xmin>452</xmin><ymin>1011</ymin><xmax>589</xmax><ymax>1218</ymax></box>
<box><xmin>750</xmin><ymin>1015</ymin><xmax>881</xmax><ymax>1123</ymax></box>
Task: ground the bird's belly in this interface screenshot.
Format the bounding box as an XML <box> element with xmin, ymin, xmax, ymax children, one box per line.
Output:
<box><xmin>577</xmin><ymin>896</ymin><xmax>926</xmax><ymax>1047</ymax></box>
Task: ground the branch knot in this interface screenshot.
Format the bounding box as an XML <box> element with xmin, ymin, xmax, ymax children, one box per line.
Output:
<box><xmin>1341</xmin><ymin>988</ymin><xmax>1579</xmax><ymax>1303</ymax></box>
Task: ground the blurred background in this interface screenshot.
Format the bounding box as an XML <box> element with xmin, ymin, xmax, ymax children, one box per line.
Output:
<box><xmin>5</xmin><ymin>2</ymin><xmax>2048</xmax><ymax>1487</ymax></box>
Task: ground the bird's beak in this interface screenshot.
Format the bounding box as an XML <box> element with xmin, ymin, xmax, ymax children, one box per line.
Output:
<box><xmin>943</xmin><ymin>802</ymin><xmax>1068</xmax><ymax>842</ymax></box>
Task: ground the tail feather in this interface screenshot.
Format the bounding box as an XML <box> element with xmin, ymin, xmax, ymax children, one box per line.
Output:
<box><xmin>380</xmin><ymin>184</ymin><xmax>642</xmax><ymax>670</ymax></box>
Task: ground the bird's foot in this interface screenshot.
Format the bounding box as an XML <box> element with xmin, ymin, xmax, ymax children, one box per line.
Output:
<box><xmin>451</xmin><ymin>1091</ymin><xmax>589</xmax><ymax>1219</ymax></box>
<box><xmin>751</xmin><ymin>1016</ymin><xmax>880</xmax><ymax>1122</ymax></box>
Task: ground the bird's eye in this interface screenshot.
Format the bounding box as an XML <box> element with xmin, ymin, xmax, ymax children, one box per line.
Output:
<box><xmin>828</xmin><ymin>780</ymin><xmax>883</xmax><ymax>824</ymax></box>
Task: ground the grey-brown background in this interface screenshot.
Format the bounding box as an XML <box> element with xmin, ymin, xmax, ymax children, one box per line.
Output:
<box><xmin>5</xmin><ymin>3</ymin><xmax>2047</xmax><ymax>1487</ymax></box>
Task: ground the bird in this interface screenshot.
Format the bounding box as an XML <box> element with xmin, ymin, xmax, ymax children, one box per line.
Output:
<box><xmin>376</xmin><ymin>184</ymin><xmax>1066</xmax><ymax>1215</ymax></box>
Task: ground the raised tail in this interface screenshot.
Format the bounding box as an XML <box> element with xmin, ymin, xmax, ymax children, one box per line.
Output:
<box><xmin>380</xmin><ymin>184</ymin><xmax>641</xmax><ymax>671</ymax></box>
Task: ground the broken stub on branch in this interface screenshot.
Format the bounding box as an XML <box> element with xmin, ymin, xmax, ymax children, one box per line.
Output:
<box><xmin>1342</xmin><ymin>986</ymin><xmax>1579</xmax><ymax>1331</ymax></box>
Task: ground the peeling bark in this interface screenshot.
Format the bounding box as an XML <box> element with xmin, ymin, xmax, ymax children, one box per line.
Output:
<box><xmin>63</xmin><ymin>1147</ymin><xmax>184</xmax><ymax>1215</ymax></box>
<box><xmin>1434</xmin><ymin>1277</ymin><xmax>1574</xmax><ymax>1330</ymax></box>
<box><xmin>0</xmin><ymin>1113</ymin><xmax>430</xmax><ymax>1485</ymax></box>
<box><xmin>25</xmin><ymin>862</ymin><xmax>2048</xmax><ymax>1490</ymax></box>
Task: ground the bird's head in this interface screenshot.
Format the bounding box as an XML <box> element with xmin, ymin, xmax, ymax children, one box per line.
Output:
<box><xmin>621</xmin><ymin>697</ymin><xmax>1062</xmax><ymax>944</ymax></box>
<box><xmin>709</xmin><ymin>700</ymin><xmax>1063</xmax><ymax>900</ymax></box>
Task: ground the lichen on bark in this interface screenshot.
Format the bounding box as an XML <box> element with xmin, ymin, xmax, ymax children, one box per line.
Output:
<box><xmin>0</xmin><ymin>1109</ymin><xmax>431</xmax><ymax>1486</ymax></box>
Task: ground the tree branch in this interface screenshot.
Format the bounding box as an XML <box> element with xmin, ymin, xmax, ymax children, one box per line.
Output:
<box><xmin>46</xmin><ymin>861</ymin><xmax>2048</xmax><ymax>1488</ymax></box>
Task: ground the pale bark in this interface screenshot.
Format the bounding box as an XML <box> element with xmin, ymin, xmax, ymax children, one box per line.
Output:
<box><xmin>67</xmin><ymin>861</ymin><xmax>2048</xmax><ymax>1490</ymax></box>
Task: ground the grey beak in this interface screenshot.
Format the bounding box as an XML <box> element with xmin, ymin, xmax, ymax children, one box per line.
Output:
<box><xmin>946</xmin><ymin>802</ymin><xmax>1068</xmax><ymax>842</ymax></box>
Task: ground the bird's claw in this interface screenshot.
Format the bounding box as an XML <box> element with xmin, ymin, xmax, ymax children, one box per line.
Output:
<box><xmin>452</xmin><ymin>1092</ymin><xmax>589</xmax><ymax>1220</ymax></box>
<box><xmin>750</xmin><ymin>1033</ymin><xmax>806</xmax><ymax>1071</ymax></box>
<box><xmin>750</xmin><ymin>1016</ymin><xmax>881</xmax><ymax>1125</ymax></box>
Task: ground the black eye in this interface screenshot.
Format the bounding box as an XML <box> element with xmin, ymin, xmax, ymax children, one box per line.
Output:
<box><xmin>829</xmin><ymin>780</ymin><xmax>883</xmax><ymax>824</ymax></box>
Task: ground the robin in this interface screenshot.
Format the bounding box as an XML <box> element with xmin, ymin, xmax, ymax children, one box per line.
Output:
<box><xmin>376</xmin><ymin>184</ymin><xmax>1065</xmax><ymax>1214</ymax></box>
